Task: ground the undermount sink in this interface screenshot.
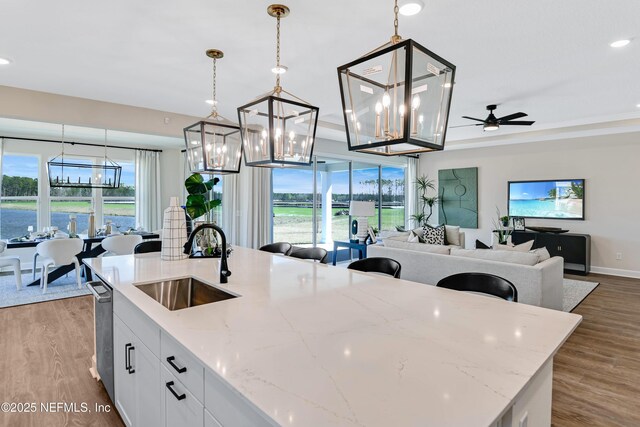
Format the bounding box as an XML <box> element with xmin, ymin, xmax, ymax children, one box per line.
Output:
<box><xmin>135</xmin><ymin>277</ymin><xmax>237</xmax><ymax>311</ymax></box>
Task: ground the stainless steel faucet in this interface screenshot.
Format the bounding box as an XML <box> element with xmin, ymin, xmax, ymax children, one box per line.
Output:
<box><xmin>183</xmin><ymin>224</ymin><xmax>231</xmax><ymax>284</ymax></box>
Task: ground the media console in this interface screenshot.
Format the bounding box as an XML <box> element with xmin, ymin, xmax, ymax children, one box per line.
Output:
<box><xmin>512</xmin><ymin>230</ymin><xmax>591</xmax><ymax>275</ymax></box>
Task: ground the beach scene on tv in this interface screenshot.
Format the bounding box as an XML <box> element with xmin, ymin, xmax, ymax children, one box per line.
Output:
<box><xmin>508</xmin><ymin>180</ymin><xmax>584</xmax><ymax>219</ymax></box>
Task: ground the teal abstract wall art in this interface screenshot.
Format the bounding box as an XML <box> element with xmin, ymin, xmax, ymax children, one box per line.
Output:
<box><xmin>438</xmin><ymin>167</ymin><xmax>478</xmax><ymax>228</ymax></box>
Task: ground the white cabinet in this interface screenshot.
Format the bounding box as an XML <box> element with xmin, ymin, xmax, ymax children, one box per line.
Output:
<box><xmin>204</xmin><ymin>408</ymin><xmax>223</xmax><ymax>427</ymax></box>
<box><xmin>113</xmin><ymin>314</ymin><xmax>162</xmax><ymax>427</ymax></box>
<box><xmin>161</xmin><ymin>365</ymin><xmax>204</xmax><ymax>427</ymax></box>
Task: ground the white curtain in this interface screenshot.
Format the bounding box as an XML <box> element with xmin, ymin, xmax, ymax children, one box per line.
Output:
<box><xmin>222</xmin><ymin>166</ymin><xmax>271</xmax><ymax>249</ymax></box>
<box><xmin>135</xmin><ymin>150</ymin><xmax>162</xmax><ymax>232</ymax></box>
<box><xmin>406</xmin><ymin>156</ymin><xmax>419</xmax><ymax>229</ymax></box>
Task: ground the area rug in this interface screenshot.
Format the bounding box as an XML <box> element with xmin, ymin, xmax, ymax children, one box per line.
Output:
<box><xmin>0</xmin><ymin>272</ymin><xmax>90</xmax><ymax>309</ymax></box>
<box><xmin>563</xmin><ymin>278</ymin><xmax>598</xmax><ymax>312</ymax></box>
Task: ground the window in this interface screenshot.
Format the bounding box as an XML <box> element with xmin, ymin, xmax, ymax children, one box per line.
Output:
<box><xmin>103</xmin><ymin>162</ymin><xmax>135</xmax><ymax>232</ymax></box>
<box><xmin>381</xmin><ymin>166</ymin><xmax>405</xmax><ymax>231</ymax></box>
<box><xmin>0</xmin><ymin>154</ymin><xmax>39</xmax><ymax>239</ymax></box>
<box><xmin>272</xmin><ymin>167</ymin><xmax>314</xmax><ymax>244</ymax></box>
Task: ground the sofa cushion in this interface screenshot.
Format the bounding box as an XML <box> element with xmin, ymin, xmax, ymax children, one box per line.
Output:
<box><xmin>382</xmin><ymin>237</ymin><xmax>450</xmax><ymax>254</ymax></box>
<box><xmin>408</xmin><ymin>230</ymin><xmax>426</xmax><ymax>243</ymax></box>
<box><xmin>531</xmin><ymin>247</ymin><xmax>551</xmax><ymax>262</ymax></box>
<box><xmin>444</xmin><ymin>225</ymin><xmax>461</xmax><ymax>246</ymax></box>
<box><xmin>423</xmin><ymin>224</ymin><xmax>445</xmax><ymax>245</ymax></box>
<box><xmin>451</xmin><ymin>248</ymin><xmax>539</xmax><ymax>266</ymax></box>
<box><xmin>492</xmin><ymin>239</ymin><xmax>535</xmax><ymax>252</ymax></box>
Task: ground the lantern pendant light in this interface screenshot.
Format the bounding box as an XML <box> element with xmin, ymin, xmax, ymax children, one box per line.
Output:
<box><xmin>237</xmin><ymin>4</ymin><xmax>319</xmax><ymax>168</ymax></box>
<box><xmin>184</xmin><ymin>49</ymin><xmax>243</xmax><ymax>175</ymax></box>
<box><xmin>47</xmin><ymin>125</ymin><xmax>122</xmax><ymax>189</ymax></box>
<box><xmin>337</xmin><ymin>0</ymin><xmax>456</xmax><ymax>156</ymax></box>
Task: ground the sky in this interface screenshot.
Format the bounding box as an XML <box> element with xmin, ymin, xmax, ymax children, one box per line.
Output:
<box><xmin>509</xmin><ymin>180</ymin><xmax>581</xmax><ymax>200</ymax></box>
<box><xmin>2</xmin><ymin>154</ymin><xmax>135</xmax><ymax>186</ymax></box>
<box><xmin>273</xmin><ymin>166</ymin><xmax>405</xmax><ymax>194</ymax></box>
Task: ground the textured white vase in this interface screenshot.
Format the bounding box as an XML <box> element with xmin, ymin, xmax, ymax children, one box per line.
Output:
<box><xmin>161</xmin><ymin>197</ymin><xmax>188</xmax><ymax>261</ymax></box>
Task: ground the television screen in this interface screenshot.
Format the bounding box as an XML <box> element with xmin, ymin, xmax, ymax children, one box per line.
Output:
<box><xmin>508</xmin><ymin>179</ymin><xmax>585</xmax><ymax>220</ymax></box>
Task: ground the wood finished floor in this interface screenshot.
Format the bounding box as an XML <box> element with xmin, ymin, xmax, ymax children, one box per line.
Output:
<box><xmin>0</xmin><ymin>274</ymin><xmax>638</xmax><ymax>426</ymax></box>
<box><xmin>0</xmin><ymin>296</ymin><xmax>124</xmax><ymax>427</ymax></box>
<box><xmin>552</xmin><ymin>273</ymin><xmax>640</xmax><ymax>426</ymax></box>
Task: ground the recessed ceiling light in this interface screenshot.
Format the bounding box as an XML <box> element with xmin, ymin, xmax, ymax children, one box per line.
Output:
<box><xmin>399</xmin><ymin>0</ymin><xmax>424</xmax><ymax>16</ymax></box>
<box><xmin>0</xmin><ymin>57</ymin><xmax>12</xmax><ymax>65</ymax></box>
<box><xmin>637</xmin><ymin>103</ymin><xmax>640</xmax><ymax>108</ymax></box>
<box><xmin>610</xmin><ymin>39</ymin><xmax>630</xmax><ymax>48</ymax></box>
<box><xmin>271</xmin><ymin>65</ymin><xmax>288</xmax><ymax>74</ymax></box>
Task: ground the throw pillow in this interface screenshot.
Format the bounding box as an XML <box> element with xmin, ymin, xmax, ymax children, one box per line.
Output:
<box><xmin>407</xmin><ymin>233</ymin><xmax>419</xmax><ymax>243</ymax></box>
<box><xmin>422</xmin><ymin>224</ymin><xmax>445</xmax><ymax>245</ymax></box>
<box><xmin>444</xmin><ymin>225</ymin><xmax>460</xmax><ymax>246</ymax></box>
<box><xmin>475</xmin><ymin>239</ymin><xmax>491</xmax><ymax>249</ymax></box>
<box><xmin>531</xmin><ymin>247</ymin><xmax>551</xmax><ymax>262</ymax></box>
<box><xmin>412</xmin><ymin>230</ymin><xmax>426</xmax><ymax>243</ymax></box>
<box><xmin>492</xmin><ymin>239</ymin><xmax>534</xmax><ymax>252</ymax></box>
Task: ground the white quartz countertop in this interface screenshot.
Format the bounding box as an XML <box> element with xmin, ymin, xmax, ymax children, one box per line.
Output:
<box><xmin>84</xmin><ymin>248</ymin><xmax>581</xmax><ymax>427</ymax></box>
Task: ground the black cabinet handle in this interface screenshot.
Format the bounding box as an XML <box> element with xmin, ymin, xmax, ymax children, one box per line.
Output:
<box><xmin>124</xmin><ymin>343</ymin><xmax>131</xmax><ymax>371</ymax></box>
<box><xmin>126</xmin><ymin>344</ymin><xmax>135</xmax><ymax>374</ymax></box>
<box><xmin>166</xmin><ymin>381</ymin><xmax>186</xmax><ymax>401</ymax></box>
<box><xmin>167</xmin><ymin>356</ymin><xmax>187</xmax><ymax>374</ymax></box>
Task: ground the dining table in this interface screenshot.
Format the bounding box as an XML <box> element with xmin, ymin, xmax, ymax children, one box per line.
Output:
<box><xmin>6</xmin><ymin>232</ymin><xmax>160</xmax><ymax>287</ymax></box>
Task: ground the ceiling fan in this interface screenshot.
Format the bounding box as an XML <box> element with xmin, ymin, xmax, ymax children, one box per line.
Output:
<box><xmin>453</xmin><ymin>104</ymin><xmax>535</xmax><ymax>131</ymax></box>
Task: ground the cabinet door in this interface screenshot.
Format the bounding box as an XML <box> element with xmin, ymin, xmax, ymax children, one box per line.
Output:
<box><xmin>205</xmin><ymin>408</ymin><xmax>223</xmax><ymax>427</ymax></box>
<box><xmin>114</xmin><ymin>315</ymin><xmax>136</xmax><ymax>427</ymax></box>
<box><xmin>557</xmin><ymin>236</ymin><xmax>585</xmax><ymax>264</ymax></box>
<box><xmin>534</xmin><ymin>233</ymin><xmax>560</xmax><ymax>256</ymax></box>
<box><xmin>161</xmin><ymin>365</ymin><xmax>204</xmax><ymax>427</ymax></box>
<box><xmin>134</xmin><ymin>339</ymin><xmax>162</xmax><ymax>427</ymax></box>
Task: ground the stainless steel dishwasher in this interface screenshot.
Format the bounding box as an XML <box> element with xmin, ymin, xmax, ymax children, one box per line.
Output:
<box><xmin>87</xmin><ymin>280</ymin><xmax>114</xmax><ymax>402</ymax></box>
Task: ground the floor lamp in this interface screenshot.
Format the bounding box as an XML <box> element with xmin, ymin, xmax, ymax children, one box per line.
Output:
<box><xmin>349</xmin><ymin>201</ymin><xmax>375</xmax><ymax>243</ymax></box>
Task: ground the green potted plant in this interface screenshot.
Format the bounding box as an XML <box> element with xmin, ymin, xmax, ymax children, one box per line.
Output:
<box><xmin>184</xmin><ymin>173</ymin><xmax>222</xmax><ymax>256</ymax></box>
<box><xmin>410</xmin><ymin>175</ymin><xmax>439</xmax><ymax>227</ymax></box>
<box><xmin>493</xmin><ymin>208</ymin><xmax>512</xmax><ymax>245</ymax></box>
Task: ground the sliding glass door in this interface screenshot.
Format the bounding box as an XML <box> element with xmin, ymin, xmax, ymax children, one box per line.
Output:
<box><xmin>271</xmin><ymin>157</ymin><xmax>407</xmax><ymax>250</ymax></box>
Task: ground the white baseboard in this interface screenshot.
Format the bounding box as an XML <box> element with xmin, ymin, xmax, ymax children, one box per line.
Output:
<box><xmin>590</xmin><ymin>266</ymin><xmax>640</xmax><ymax>279</ymax></box>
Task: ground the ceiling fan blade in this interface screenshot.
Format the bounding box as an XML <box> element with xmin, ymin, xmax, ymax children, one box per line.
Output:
<box><xmin>497</xmin><ymin>112</ymin><xmax>527</xmax><ymax>122</ymax></box>
<box><xmin>461</xmin><ymin>116</ymin><xmax>486</xmax><ymax>123</ymax></box>
<box><xmin>501</xmin><ymin>120</ymin><xmax>535</xmax><ymax>126</ymax></box>
<box><xmin>450</xmin><ymin>123</ymin><xmax>484</xmax><ymax>128</ymax></box>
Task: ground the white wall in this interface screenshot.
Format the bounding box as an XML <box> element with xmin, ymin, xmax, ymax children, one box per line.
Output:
<box><xmin>419</xmin><ymin>132</ymin><xmax>640</xmax><ymax>277</ymax></box>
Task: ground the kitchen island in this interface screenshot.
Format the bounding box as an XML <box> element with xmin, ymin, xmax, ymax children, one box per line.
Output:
<box><xmin>85</xmin><ymin>247</ymin><xmax>581</xmax><ymax>427</ymax></box>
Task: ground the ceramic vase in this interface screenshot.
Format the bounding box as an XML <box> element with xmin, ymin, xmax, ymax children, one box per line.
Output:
<box><xmin>161</xmin><ymin>197</ymin><xmax>188</xmax><ymax>261</ymax></box>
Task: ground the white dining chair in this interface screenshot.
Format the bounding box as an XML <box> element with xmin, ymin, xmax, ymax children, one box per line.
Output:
<box><xmin>101</xmin><ymin>235</ymin><xmax>143</xmax><ymax>256</ymax></box>
<box><xmin>36</xmin><ymin>239</ymin><xmax>83</xmax><ymax>293</ymax></box>
<box><xmin>0</xmin><ymin>241</ymin><xmax>22</xmax><ymax>290</ymax></box>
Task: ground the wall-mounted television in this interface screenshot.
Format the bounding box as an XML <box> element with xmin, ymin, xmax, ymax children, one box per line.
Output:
<box><xmin>508</xmin><ymin>179</ymin><xmax>585</xmax><ymax>220</ymax></box>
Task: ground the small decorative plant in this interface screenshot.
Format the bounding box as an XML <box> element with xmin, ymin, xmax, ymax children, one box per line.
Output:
<box><xmin>493</xmin><ymin>208</ymin><xmax>512</xmax><ymax>244</ymax></box>
<box><xmin>410</xmin><ymin>175</ymin><xmax>439</xmax><ymax>227</ymax></box>
<box><xmin>184</xmin><ymin>173</ymin><xmax>221</xmax><ymax>255</ymax></box>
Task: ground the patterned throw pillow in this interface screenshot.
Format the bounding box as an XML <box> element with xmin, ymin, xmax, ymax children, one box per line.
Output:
<box><xmin>422</xmin><ymin>224</ymin><xmax>445</xmax><ymax>245</ymax></box>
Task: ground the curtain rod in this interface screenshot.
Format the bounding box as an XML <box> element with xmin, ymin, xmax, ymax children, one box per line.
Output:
<box><xmin>0</xmin><ymin>135</ymin><xmax>163</xmax><ymax>153</ymax></box>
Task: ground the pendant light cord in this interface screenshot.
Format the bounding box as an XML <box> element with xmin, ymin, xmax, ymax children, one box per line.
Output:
<box><xmin>104</xmin><ymin>129</ymin><xmax>108</xmax><ymax>162</ymax></box>
<box><xmin>61</xmin><ymin>124</ymin><xmax>65</xmax><ymax>157</ymax></box>
<box><xmin>275</xmin><ymin>11</ymin><xmax>282</xmax><ymax>92</ymax></box>
<box><xmin>211</xmin><ymin>56</ymin><xmax>218</xmax><ymax>117</ymax></box>
<box><xmin>394</xmin><ymin>0</ymin><xmax>399</xmax><ymax>37</ymax></box>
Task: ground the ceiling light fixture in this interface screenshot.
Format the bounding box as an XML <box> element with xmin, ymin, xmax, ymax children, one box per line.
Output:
<box><xmin>337</xmin><ymin>0</ymin><xmax>456</xmax><ymax>156</ymax></box>
<box><xmin>398</xmin><ymin>0</ymin><xmax>424</xmax><ymax>16</ymax></box>
<box><xmin>47</xmin><ymin>125</ymin><xmax>122</xmax><ymax>188</ymax></box>
<box><xmin>610</xmin><ymin>39</ymin><xmax>630</xmax><ymax>48</ymax></box>
<box><xmin>0</xmin><ymin>57</ymin><xmax>12</xmax><ymax>65</ymax></box>
<box><xmin>483</xmin><ymin>123</ymin><xmax>499</xmax><ymax>132</ymax></box>
<box><xmin>271</xmin><ymin>65</ymin><xmax>288</xmax><ymax>74</ymax></box>
<box><xmin>184</xmin><ymin>49</ymin><xmax>243</xmax><ymax>175</ymax></box>
<box><xmin>238</xmin><ymin>4</ymin><xmax>319</xmax><ymax>168</ymax></box>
